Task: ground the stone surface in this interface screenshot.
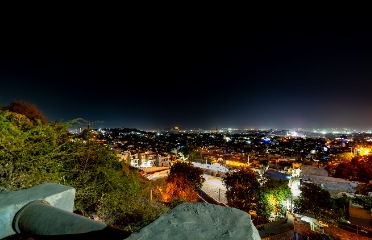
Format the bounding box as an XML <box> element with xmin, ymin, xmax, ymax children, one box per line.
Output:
<box><xmin>127</xmin><ymin>202</ymin><xmax>261</xmax><ymax>240</ymax></box>
<box><xmin>14</xmin><ymin>201</ymin><xmax>107</xmax><ymax>235</ymax></box>
<box><xmin>0</xmin><ymin>183</ymin><xmax>75</xmax><ymax>239</ymax></box>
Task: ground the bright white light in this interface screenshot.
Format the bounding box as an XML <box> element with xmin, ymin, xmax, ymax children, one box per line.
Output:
<box><xmin>292</xmin><ymin>188</ymin><xmax>302</xmax><ymax>197</ymax></box>
<box><xmin>289</xmin><ymin>178</ymin><xmax>302</xmax><ymax>197</ymax></box>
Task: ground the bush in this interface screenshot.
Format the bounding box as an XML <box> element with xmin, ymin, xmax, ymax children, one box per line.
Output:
<box><xmin>0</xmin><ymin>107</ymin><xmax>168</xmax><ymax>233</ymax></box>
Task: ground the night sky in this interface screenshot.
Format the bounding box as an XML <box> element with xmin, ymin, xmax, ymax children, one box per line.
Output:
<box><xmin>1</xmin><ymin>13</ymin><xmax>372</xmax><ymax>131</ymax></box>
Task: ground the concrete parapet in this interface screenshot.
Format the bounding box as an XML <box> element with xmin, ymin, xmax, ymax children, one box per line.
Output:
<box><xmin>1</xmin><ymin>183</ymin><xmax>261</xmax><ymax>240</ymax></box>
<box><xmin>13</xmin><ymin>201</ymin><xmax>107</xmax><ymax>235</ymax></box>
<box><xmin>0</xmin><ymin>183</ymin><xmax>75</xmax><ymax>239</ymax></box>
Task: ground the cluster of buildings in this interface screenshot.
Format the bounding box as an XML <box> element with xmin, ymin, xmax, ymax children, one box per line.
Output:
<box><xmin>83</xmin><ymin>126</ymin><xmax>372</xmax><ymax>238</ymax></box>
<box><xmin>91</xmin><ymin>127</ymin><xmax>372</xmax><ymax>171</ymax></box>
<box><xmin>116</xmin><ymin>150</ymin><xmax>172</xmax><ymax>168</ymax></box>
<box><xmin>94</xmin><ymin>127</ymin><xmax>371</xmax><ymax>206</ymax></box>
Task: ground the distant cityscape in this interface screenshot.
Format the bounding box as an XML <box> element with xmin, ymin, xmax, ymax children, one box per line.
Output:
<box><xmin>72</xmin><ymin>126</ymin><xmax>372</xmax><ymax>139</ymax></box>
<box><xmin>72</xmin><ymin>126</ymin><xmax>372</xmax><ymax>165</ymax></box>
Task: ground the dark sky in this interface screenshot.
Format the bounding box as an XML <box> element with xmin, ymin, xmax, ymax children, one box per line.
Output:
<box><xmin>1</xmin><ymin>12</ymin><xmax>372</xmax><ymax>131</ymax></box>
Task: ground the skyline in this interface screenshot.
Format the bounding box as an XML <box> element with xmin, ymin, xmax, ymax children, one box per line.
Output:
<box><xmin>1</xmin><ymin>16</ymin><xmax>372</xmax><ymax>131</ymax></box>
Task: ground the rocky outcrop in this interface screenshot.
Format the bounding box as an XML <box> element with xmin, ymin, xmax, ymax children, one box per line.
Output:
<box><xmin>127</xmin><ymin>202</ymin><xmax>261</xmax><ymax>240</ymax></box>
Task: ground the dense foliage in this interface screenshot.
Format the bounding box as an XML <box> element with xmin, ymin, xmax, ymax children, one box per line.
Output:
<box><xmin>351</xmin><ymin>195</ymin><xmax>372</xmax><ymax>210</ymax></box>
<box><xmin>222</xmin><ymin>167</ymin><xmax>260</xmax><ymax>214</ymax></box>
<box><xmin>355</xmin><ymin>182</ymin><xmax>372</xmax><ymax>195</ymax></box>
<box><xmin>0</xmin><ymin>103</ymin><xmax>168</xmax><ymax>233</ymax></box>
<box><xmin>159</xmin><ymin>161</ymin><xmax>205</xmax><ymax>206</ymax></box>
<box><xmin>222</xmin><ymin>167</ymin><xmax>291</xmax><ymax>224</ymax></box>
<box><xmin>179</xmin><ymin>144</ymin><xmax>203</xmax><ymax>163</ymax></box>
<box><xmin>293</xmin><ymin>182</ymin><xmax>349</xmax><ymax>225</ymax></box>
<box><xmin>332</xmin><ymin>156</ymin><xmax>372</xmax><ymax>182</ymax></box>
<box><xmin>257</xmin><ymin>176</ymin><xmax>291</xmax><ymax>222</ymax></box>
<box><xmin>4</xmin><ymin>99</ymin><xmax>48</xmax><ymax>124</ymax></box>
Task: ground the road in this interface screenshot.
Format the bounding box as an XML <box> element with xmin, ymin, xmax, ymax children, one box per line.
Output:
<box><xmin>200</xmin><ymin>174</ymin><xmax>227</xmax><ymax>204</ymax></box>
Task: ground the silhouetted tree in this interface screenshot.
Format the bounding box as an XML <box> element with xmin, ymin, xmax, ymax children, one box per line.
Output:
<box><xmin>6</xmin><ymin>99</ymin><xmax>47</xmax><ymax>123</ymax></box>
<box><xmin>223</xmin><ymin>167</ymin><xmax>260</xmax><ymax>213</ymax></box>
<box><xmin>294</xmin><ymin>182</ymin><xmax>331</xmax><ymax>219</ymax></box>
<box><xmin>294</xmin><ymin>182</ymin><xmax>346</xmax><ymax>225</ymax></box>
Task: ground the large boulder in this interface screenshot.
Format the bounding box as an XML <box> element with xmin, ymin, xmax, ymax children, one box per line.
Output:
<box><xmin>127</xmin><ymin>202</ymin><xmax>261</xmax><ymax>240</ymax></box>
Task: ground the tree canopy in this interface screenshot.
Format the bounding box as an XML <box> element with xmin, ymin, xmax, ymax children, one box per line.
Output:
<box><xmin>222</xmin><ymin>167</ymin><xmax>291</xmax><ymax>224</ymax></box>
<box><xmin>294</xmin><ymin>182</ymin><xmax>331</xmax><ymax>217</ymax></box>
<box><xmin>222</xmin><ymin>167</ymin><xmax>260</xmax><ymax>214</ymax></box>
<box><xmin>293</xmin><ymin>182</ymin><xmax>349</xmax><ymax>225</ymax></box>
<box><xmin>159</xmin><ymin>161</ymin><xmax>205</xmax><ymax>206</ymax></box>
<box><xmin>332</xmin><ymin>156</ymin><xmax>372</xmax><ymax>183</ymax></box>
<box><xmin>257</xmin><ymin>176</ymin><xmax>291</xmax><ymax>222</ymax></box>
<box><xmin>4</xmin><ymin>99</ymin><xmax>48</xmax><ymax>124</ymax></box>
